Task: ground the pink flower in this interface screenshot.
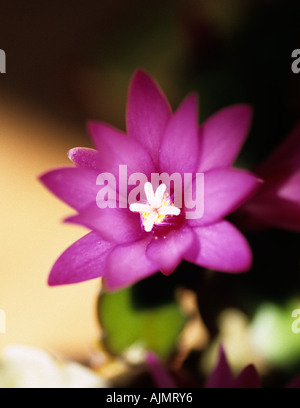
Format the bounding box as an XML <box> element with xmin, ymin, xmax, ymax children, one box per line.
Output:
<box><xmin>236</xmin><ymin>122</ymin><xmax>300</xmax><ymax>231</ymax></box>
<box><xmin>40</xmin><ymin>69</ymin><xmax>260</xmax><ymax>291</ymax></box>
<box><xmin>146</xmin><ymin>351</ymin><xmax>176</xmax><ymax>388</ymax></box>
<box><xmin>146</xmin><ymin>348</ymin><xmax>261</xmax><ymax>388</ymax></box>
<box><xmin>204</xmin><ymin>347</ymin><xmax>261</xmax><ymax>388</ymax></box>
<box><xmin>207</xmin><ymin>347</ymin><xmax>300</xmax><ymax>388</ymax></box>
<box><xmin>146</xmin><ymin>347</ymin><xmax>300</xmax><ymax>388</ymax></box>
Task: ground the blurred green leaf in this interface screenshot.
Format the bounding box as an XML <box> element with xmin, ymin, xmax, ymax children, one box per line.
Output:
<box><xmin>98</xmin><ymin>281</ymin><xmax>185</xmax><ymax>359</ymax></box>
<box><xmin>250</xmin><ymin>299</ymin><xmax>300</xmax><ymax>369</ymax></box>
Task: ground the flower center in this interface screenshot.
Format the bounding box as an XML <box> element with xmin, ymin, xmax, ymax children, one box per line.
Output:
<box><xmin>129</xmin><ymin>182</ymin><xmax>181</xmax><ymax>232</ymax></box>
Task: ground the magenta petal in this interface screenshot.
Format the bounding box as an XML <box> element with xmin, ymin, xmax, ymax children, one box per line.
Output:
<box><xmin>239</xmin><ymin>197</ymin><xmax>300</xmax><ymax>232</ymax></box>
<box><xmin>198</xmin><ymin>104</ymin><xmax>253</xmax><ymax>172</ymax></box>
<box><xmin>205</xmin><ymin>346</ymin><xmax>235</xmax><ymax>388</ymax></box>
<box><xmin>88</xmin><ymin>120</ymin><xmax>127</xmax><ymax>152</ymax></box>
<box><xmin>159</xmin><ymin>93</ymin><xmax>199</xmax><ymax>174</ymax></box>
<box><xmin>68</xmin><ymin>147</ymin><xmax>101</xmax><ymax>170</ymax></box>
<box><xmin>206</xmin><ymin>347</ymin><xmax>261</xmax><ymax>388</ymax></box>
<box><xmin>146</xmin><ymin>351</ymin><xmax>176</xmax><ymax>388</ymax></box>
<box><xmin>235</xmin><ymin>122</ymin><xmax>300</xmax><ymax>232</ymax></box>
<box><xmin>278</xmin><ymin>170</ymin><xmax>300</xmax><ymax>203</ymax></box>
<box><xmin>39</xmin><ymin>167</ymin><xmax>99</xmax><ymax>211</ymax></box>
<box><xmin>187</xmin><ymin>168</ymin><xmax>261</xmax><ymax>228</ymax></box>
<box><xmin>48</xmin><ymin>232</ymin><xmax>115</xmax><ymax>286</ymax></box>
<box><xmin>126</xmin><ymin>69</ymin><xmax>172</xmax><ymax>167</ymax></box>
<box><xmin>88</xmin><ymin>120</ymin><xmax>155</xmax><ymax>176</ymax></box>
<box><xmin>65</xmin><ymin>204</ymin><xmax>145</xmax><ymax>244</ymax></box>
<box><xmin>235</xmin><ymin>365</ymin><xmax>261</xmax><ymax>388</ymax></box>
<box><xmin>146</xmin><ymin>227</ymin><xmax>196</xmax><ymax>275</ymax></box>
<box><xmin>103</xmin><ymin>236</ymin><xmax>159</xmax><ymax>291</ymax></box>
<box><xmin>186</xmin><ymin>221</ymin><xmax>252</xmax><ymax>273</ymax></box>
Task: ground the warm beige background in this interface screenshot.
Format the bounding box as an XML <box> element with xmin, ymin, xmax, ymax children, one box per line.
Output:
<box><xmin>0</xmin><ymin>93</ymin><xmax>101</xmax><ymax>361</ymax></box>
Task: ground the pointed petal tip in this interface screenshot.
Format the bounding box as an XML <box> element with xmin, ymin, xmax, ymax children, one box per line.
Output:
<box><xmin>86</xmin><ymin>119</ymin><xmax>96</xmax><ymax>136</ymax></box>
<box><xmin>86</xmin><ymin>120</ymin><xmax>106</xmax><ymax>148</ymax></box>
<box><xmin>38</xmin><ymin>167</ymin><xmax>65</xmax><ymax>188</ymax></box>
<box><xmin>47</xmin><ymin>275</ymin><xmax>58</xmax><ymax>287</ymax></box>
<box><xmin>38</xmin><ymin>166</ymin><xmax>74</xmax><ymax>181</ymax></box>
<box><xmin>38</xmin><ymin>171</ymin><xmax>47</xmax><ymax>185</ymax></box>
<box><xmin>174</xmin><ymin>92</ymin><xmax>199</xmax><ymax>122</ymax></box>
<box><xmin>63</xmin><ymin>213</ymin><xmax>80</xmax><ymax>225</ymax></box>
<box><xmin>47</xmin><ymin>270</ymin><xmax>80</xmax><ymax>287</ymax></box>
<box><xmin>215</xmin><ymin>344</ymin><xmax>229</xmax><ymax>367</ymax></box>
<box><xmin>158</xmin><ymin>90</ymin><xmax>200</xmax><ymax>175</ymax></box>
<box><xmin>205</xmin><ymin>344</ymin><xmax>234</xmax><ymax>388</ymax></box>
<box><xmin>182</xmin><ymin>92</ymin><xmax>199</xmax><ymax>109</ymax></box>
<box><xmin>160</xmin><ymin>267</ymin><xmax>177</xmax><ymax>276</ymax></box>
<box><xmin>67</xmin><ymin>147</ymin><xmax>84</xmax><ymax>162</ymax></box>
<box><xmin>224</xmin><ymin>103</ymin><xmax>253</xmax><ymax>120</ymax></box>
<box><xmin>198</xmin><ymin>103</ymin><xmax>254</xmax><ymax>171</ymax></box>
<box><xmin>66</xmin><ymin>147</ymin><xmax>82</xmax><ymax>164</ymax></box>
<box><xmin>47</xmin><ymin>266</ymin><xmax>65</xmax><ymax>286</ymax></box>
<box><xmin>127</xmin><ymin>67</ymin><xmax>172</xmax><ymax>114</ymax></box>
<box><xmin>128</xmin><ymin>69</ymin><xmax>158</xmax><ymax>97</ymax></box>
<box><xmin>131</xmin><ymin>67</ymin><xmax>153</xmax><ymax>83</ymax></box>
<box><xmin>145</xmin><ymin>351</ymin><xmax>176</xmax><ymax>388</ymax></box>
<box><xmin>126</xmin><ymin>68</ymin><xmax>172</xmax><ymax>166</ymax></box>
<box><xmin>38</xmin><ymin>168</ymin><xmax>57</xmax><ymax>184</ymax></box>
<box><xmin>86</xmin><ymin>119</ymin><xmax>107</xmax><ymax>135</ymax></box>
<box><xmin>67</xmin><ymin>147</ymin><xmax>76</xmax><ymax>159</ymax></box>
<box><xmin>129</xmin><ymin>68</ymin><xmax>171</xmax><ymax>105</ymax></box>
<box><xmin>207</xmin><ymin>103</ymin><xmax>253</xmax><ymax>125</ymax></box>
<box><xmin>233</xmin><ymin>103</ymin><xmax>253</xmax><ymax>129</ymax></box>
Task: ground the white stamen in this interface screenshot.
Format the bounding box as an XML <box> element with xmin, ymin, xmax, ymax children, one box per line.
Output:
<box><xmin>144</xmin><ymin>182</ymin><xmax>155</xmax><ymax>204</ymax></box>
<box><xmin>129</xmin><ymin>203</ymin><xmax>152</xmax><ymax>213</ymax></box>
<box><xmin>144</xmin><ymin>211</ymin><xmax>158</xmax><ymax>232</ymax></box>
<box><xmin>158</xmin><ymin>206</ymin><xmax>180</xmax><ymax>216</ymax></box>
<box><xmin>152</xmin><ymin>183</ymin><xmax>166</xmax><ymax>208</ymax></box>
<box><xmin>129</xmin><ymin>182</ymin><xmax>181</xmax><ymax>232</ymax></box>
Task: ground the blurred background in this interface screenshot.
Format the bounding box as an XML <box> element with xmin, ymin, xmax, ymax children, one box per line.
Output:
<box><xmin>0</xmin><ymin>0</ymin><xmax>300</xmax><ymax>386</ymax></box>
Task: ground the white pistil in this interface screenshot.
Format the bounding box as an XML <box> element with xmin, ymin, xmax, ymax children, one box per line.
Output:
<box><xmin>129</xmin><ymin>182</ymin><xmax>181</xmax><ymax>232</ymax></box>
